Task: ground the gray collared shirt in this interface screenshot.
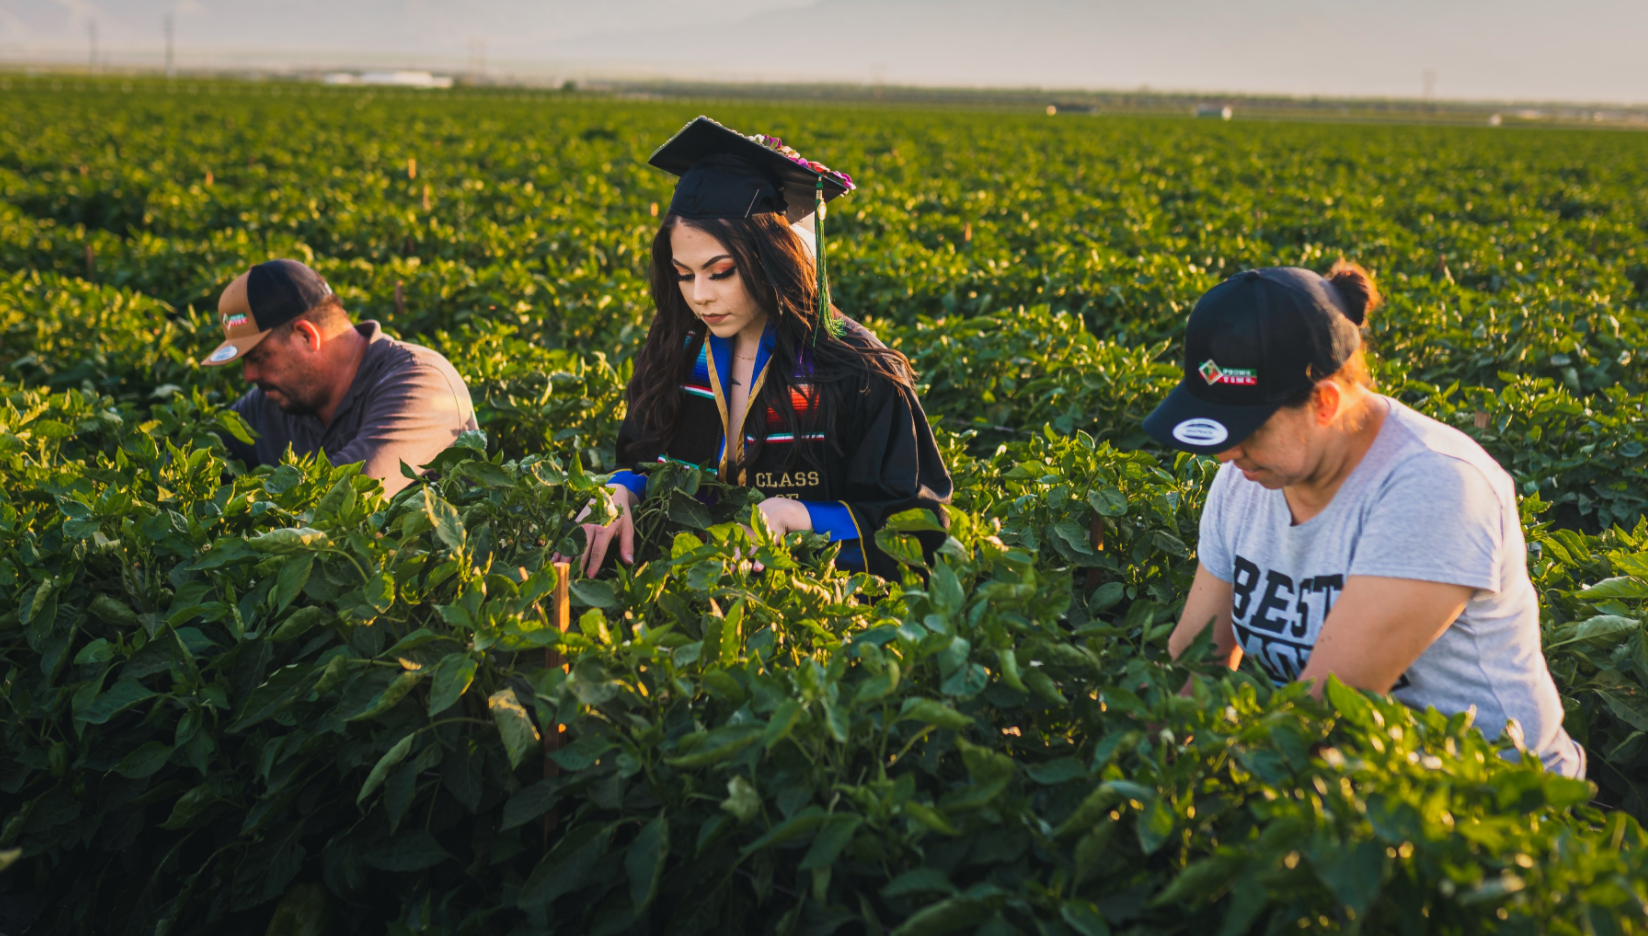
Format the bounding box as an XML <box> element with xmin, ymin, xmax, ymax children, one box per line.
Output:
<box><xmin>222</xmin><ymin>321</ymin><xmax>477</xmax><ymax>494</ymax></box>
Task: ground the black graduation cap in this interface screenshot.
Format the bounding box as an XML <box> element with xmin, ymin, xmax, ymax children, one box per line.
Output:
<box><xmin>649</xmin><ymin>116</ymin><xmax>854</xmax><ymax>225</ymax></box>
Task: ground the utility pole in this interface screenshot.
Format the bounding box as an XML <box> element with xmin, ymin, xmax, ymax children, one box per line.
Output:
<box><xmin>165</xmin><ymin>14</ymin><xmax>175</xmax><ymax>79</ymax></box>
<box><xmin>88</xmin><ymin>19</ymin><xmax>98</xmax><ymax>71</ymax></box>
<box><xmin>1422</xmin><ymin>69</ymin><xmax>1437</xmax><ymax>112</ymax></box>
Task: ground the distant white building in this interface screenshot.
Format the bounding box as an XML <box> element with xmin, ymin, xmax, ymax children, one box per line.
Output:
<box><xmin>1195</xmin><ymin>104</ymin><xmax>1233</xmax><ymax>120</ymax></box>
<box><xmin>323</xmin><ymin>71</ymin><xmax>453</xmax><ymax>89</ymax></box>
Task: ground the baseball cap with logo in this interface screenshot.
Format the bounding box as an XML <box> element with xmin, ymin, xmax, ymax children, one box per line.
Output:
<box><xmin>200</xmin><ymin>259</ymin><xmax>335</xmax><ymax>366</ymax></box>
<box><xmin>1142</xmin><ymin>267</ymin><xmax>1366</xmax><ymax>455</ymax></box>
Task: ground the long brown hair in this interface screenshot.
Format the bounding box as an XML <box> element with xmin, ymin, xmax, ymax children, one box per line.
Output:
<box><xmin>627</xmin><ymin>212</ymin><xmax>913</xmax><ymax>474</ymax></box>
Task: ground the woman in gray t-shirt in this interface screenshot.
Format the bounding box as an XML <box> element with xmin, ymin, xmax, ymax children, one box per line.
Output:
<box><xmin>1142</xmin><ymin>262</ymin><xmax>1583</xmax><ymax>778</ymax></box>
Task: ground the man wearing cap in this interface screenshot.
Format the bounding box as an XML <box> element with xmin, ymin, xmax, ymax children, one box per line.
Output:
<box><xmin>1150</xmin><ymin>261</ymin><xmax>1584</xmax><ymax>778</ymax></box>
<box><xmin>202</xmin><ymin>259</ymin><xmax>478</xmax><ymax>495</ymax></box>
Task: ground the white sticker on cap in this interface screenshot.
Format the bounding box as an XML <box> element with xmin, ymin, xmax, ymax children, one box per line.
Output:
<box><xmin>208</xmin><ymin>345</ymin><xmax>238</xmax><ymax>363</ymax></box>
<box><xmin>1172</xmin><ymin>418</ymin><xmax>1229</xmax><ymax>447</ymax></box>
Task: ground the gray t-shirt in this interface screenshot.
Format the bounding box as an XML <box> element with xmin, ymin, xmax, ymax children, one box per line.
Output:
<box><xmin>1197</xmin><ymin>396</ymin><xmax>1584</xmax><ymax>777</ymax></box>
<box><xmin>223</xmin><ymin>321</ymin><xmax>477</xmax><ymax>495</ymax></box>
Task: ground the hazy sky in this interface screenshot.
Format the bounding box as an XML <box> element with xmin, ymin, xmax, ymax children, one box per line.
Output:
<box><xmin>2</xmin><ymin>0</ymin><xmax>1644</xmax><ymax>103</ymax></box>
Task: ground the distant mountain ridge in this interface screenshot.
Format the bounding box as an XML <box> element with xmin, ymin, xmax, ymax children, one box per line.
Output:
<box><xmin>1</xmin><ymin>0</ymin><xmax>1644</xmax><ymax>103</ymax></box>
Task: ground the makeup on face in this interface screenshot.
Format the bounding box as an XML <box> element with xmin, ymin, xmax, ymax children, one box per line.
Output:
<box><xmin>670</xmin><ymin>225</ymin><xmax>765</xmax><ymax>339</ymax></box>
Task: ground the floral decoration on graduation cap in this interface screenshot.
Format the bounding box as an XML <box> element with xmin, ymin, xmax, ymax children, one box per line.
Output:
<box><xmin>650</xmin><ymin>116</ymin><xmax>855</xmax><ymax>342</ymax></box>
<box><xmin>649</xmin><ymin>116</ymin><xmax>854</xmax><ymax>223</ymax></box>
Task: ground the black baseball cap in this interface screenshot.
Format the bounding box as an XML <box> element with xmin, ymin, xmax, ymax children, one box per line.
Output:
<box><xmin>649</xmin><ymin>116</ymin><xmax>854</xmax><ymax>225</ymax></box>
<box><xmin>202</xmin><ymin>259</ymin><xmax>335</xmax><ymax>366</ymax></box>
<box><xmin>1143</xmin><ymin>267</ymin><xmax>1365</xmax><ymax>454</ymax></box>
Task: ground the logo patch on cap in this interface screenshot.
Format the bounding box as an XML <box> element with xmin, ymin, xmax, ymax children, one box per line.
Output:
<box><xmin>221</xmin><ymin>312</ymin><xmax>249</xmax><ymax>330</ymax></box>
<box><xmin>208</xmin><ymin>345</ymin><xmax>238</xmax><ymax>363</ymax></box>
<box><xmin>1199</xmin><ymin>360</ymin><xmax>1257</xmax><ymax>386</ymax></box>
<box><xmin>1171</xmin><ymin>418</ymin><xmax>1229</xmax><ymax>447</ymax></box>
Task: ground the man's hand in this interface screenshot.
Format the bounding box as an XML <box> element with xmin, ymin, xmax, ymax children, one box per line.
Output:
<box><xmin>555</xmin><ymin>484</ymin><xmax>639</xmax><ymax>578</ymax></box>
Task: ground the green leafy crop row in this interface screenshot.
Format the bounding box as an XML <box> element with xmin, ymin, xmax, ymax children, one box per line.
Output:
<box><xmin>2</xmin><ymin>77</ymin><xmax>1648</xmax><ymax>934</ymax></box>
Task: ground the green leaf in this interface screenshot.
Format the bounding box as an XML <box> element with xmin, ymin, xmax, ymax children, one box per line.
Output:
<box><xmin>1025</xmin><ymin>758</ymin><xmax>1087</xmax><ymax>785</ymax></box>
<box><xmin>422</xmin><ymin>489</ymin><xmax>466</xmax><ymax>552</ymax></box>
<box><xmin>270</xmin><ymin>606</ymin><xmax>333</xmax><ymax>643</ymax></box>
<box><xmin>898</xmin><ymin>698</ymin><xmax>973</xmax><ymax>731</ymax></box>
<box><xmin>425</xmin><ymin>653</ymin><xmax>479</xmax><ymax>716</ymax></box>
<box><xmin>1149</xmin><ymin>853</ymin><xmax>1243</xmax><ymax>907</ymax></box>
<box><xmin>276</xmin><ymin>554</ymin><xmax>315</xmax><ymax>614</ymax></box>
<box><xmin>1576</xmin><ymin>576</ymin><xmax>1648</xmax><ymax>600</ymax></box>
<box><xmin>248</xmin><ymin>527</ymin><xmax>330</xmax><ymax>555</ymax></box>
<box><xmin>1060</xmin><ymin>901</ymin><xmax>1111</xmax><ymax>936</ymax></box>
<box><xmin>1550</xmin><ymin>614</ymin><xmax>1640</xmax><ymax>648</ymax></box>
<box><xmin>798</xmin><ymin>815</ymin><xmax>862</xmax><ymax>870</ymax></box>
<box><xmin>625</xmin><ymin>814</ymin><xmax>669</xmax><ymax>910</ymax></box>
<box><xmin>160</xmin><ymin>784</ymin><xmax>220</xmax><ymax>830</ymax></box>
<box><xmin>1136</xmin><ymin>796</ymin><xmax>1175</xmax><ymax>855</ymax></box>
<box><xmin>902</xmin><ymin>800</ymin><xmax>958</xmax><ymax>836</ymax></box>
<box><xmin>888</xmin><ymin>897</ymin><xmax>980</xmax><ymax>936</ymax></box>
<box><xmin>519</xmin><ymin>824</ymin><xmax>613</xmax><ymax>909</ymax></box>
<box><xmin>358</xmin><ymin>733</ymin><xmax>415</xmax><ymax>806</ymax></box>
<box><xmin>88</xmin><ymin>594</ymin><xmax>138</xmax><ymax>627</ymax></box>
<box><xmin>548</xmin><ymin>733</ymin><xmax>616</xmax><ymax>771</ymax></box>
<box><xmin>1023</xmin><ymin>668</ymin><xmax>1067</xmax><ymax>706</ymax></box>
<box><xmin>739</xmin><ymin>807</ymin><xmax>830</xmax><ymax>856</ymax></box>
<box><xmin>501</xmin><ymin>781</ymin><xmax>560</xmax><ymax>830</ymax></box>
<box><xmin>956</xmin><ymin>737</ymin><xmax>1015</xmax><ymax>783</ymax></box>
<box><xmin>1052</xmin><ymin>520</ymin><xmax>1098</xmax><ymax>557</ymax></box>
<box><xmin>364</xmin><ymin>569</ymin><xmax>395</xmax><ymax>614</ymax></box>
<box><xmin>113</xmin><ymin>741</ymin><xmax>174</xmax><ymax>779</ymax></box>
<box><xmin>569</xmin><ymin>580</ymin><xmax>617</xmax><ymax>609</ymax></box>
<box><xmin>665</xmin><ymin>724</ymin><xmax>762</xmax><ymax>768</ymax></box>
<box><xmin>885</xmin><ymin>508</ymin><xmax>946</xmax><ymax>533</ymax></box>
<box><xmin>230</xmin><ymin>664</ymin><xmax>323</xmax><ymax>732</ymax></box>
<box><xmin>79</xmin><ymin>679</ymin><xmax>157</xmax><ymax>725</ymax></box>
<box><xmin>875</xmin><ymin>528</ymin><xmax>928</xmax><ymax>567</ymax></box>
<box><xmin>315</xmin><ymin>475</ymin><xmax>357</xmax><ymax>520</ymax></box>
<box><xmin>1325</xmin><ymin>676</ymin><xmax>1380</xmax><ymax>730</ymax></box>
<box><xmin>930</xmin><ymin>560</ymin><xmax>965</xmax><ymax>616</ymax></box>
<box><xmin>762</xmin><ymin>699</ymin><xmax>805</xmax><ymax>749</ymax></box>
<box><xmin>347</xmin><ymin>669</ymin><xmax>424</xmax><ymax>723</ymax></box>
<box><xmin>1086</xmin><ymin>487</ymin><xmax>1128</xmax><ymax>517</ymax></box>
<box><xmin>73</xmin><ymin>638</ymin><xmax>112</xmax><ymax>665</ymax></box>
<box><xmin>881</xmin><ymin>868</ymin><xmax>956</xmax><ymax>898</ymax></box>
<box><xmin>363</xmin><ymin>829</ymin><xmax>450</xmax><ymax>872</ymax></box>
<box><xmin>263</xmin><ymin>882</ymin><xmax>330</xmax><ymax>936</ymax></box>
<box><xmin>1150</xmin><ymin>530</ymin><xmax>1190</xmax><ymax>558</ymax></box>
<box><xmin>720</xmin><ymin>599</ymin><xmax>745</xmax><ymax>667</ymax></box>
<box><xmin>489</xmin><ymin>688</ymin><xmax>541</xmax><ymax>769</ymax></box>
<box><xmin>1310</xmin><ymin>840</ymin><xmax>1385</xmax><ymax>915</ymax></box>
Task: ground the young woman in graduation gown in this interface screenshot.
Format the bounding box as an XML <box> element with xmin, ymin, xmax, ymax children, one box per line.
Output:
<box><xmin>574</xmin><ymin>117</ymin><xmax>952</xmax><ymax>580</ymax></box>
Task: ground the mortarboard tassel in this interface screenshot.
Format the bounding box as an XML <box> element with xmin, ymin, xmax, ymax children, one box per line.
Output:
<box><xmin>812</xmin><ymin>177</ymin><xmax>845</xmax><ymax>346</ymax></box>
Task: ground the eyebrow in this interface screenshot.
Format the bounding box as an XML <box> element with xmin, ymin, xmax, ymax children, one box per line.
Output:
<box><xmin>673</xmin><ymin>254</ymin><xmax>734</xmax><ymax>271</ymax></box>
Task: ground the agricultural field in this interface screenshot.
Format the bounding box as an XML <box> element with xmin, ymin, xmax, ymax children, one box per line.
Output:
<box><xmin>2</xmin><ymin>75</ymin><xmax>1648</xmax><ymax>934</ymax></box>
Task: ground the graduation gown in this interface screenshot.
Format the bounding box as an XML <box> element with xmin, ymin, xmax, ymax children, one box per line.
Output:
<box><xmin>611</xmin><ymin>321</ymin><xmax>953</xmax><ymax>578</ymax></box>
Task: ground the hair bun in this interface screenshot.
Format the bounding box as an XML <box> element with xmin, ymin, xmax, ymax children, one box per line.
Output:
<box><xmin>1326</xmin><ymin>259</ymin><xmax>1380</xmax><ymax>325</ymax></box>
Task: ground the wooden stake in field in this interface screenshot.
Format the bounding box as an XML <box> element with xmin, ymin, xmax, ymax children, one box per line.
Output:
<box><xmin>407</xmin><ymin>157</ymin><xmax>417</xmax><ymax>180</ymax></box>
<box><xmin>394</xmin><ymin>281</ymin><xmax>406</xmax><ymax>319</ymax></box>
<box><xmin>422</xmin><ymin>183</ymin><xmax>431</xmax><ymax>212</ymax></box>
<box><xmin>84</xmin><ymin>244</ymin><xmax>95</xmax><ymax>282</ymax></box>
<box><xmin>1084</xmin><ymin>515</ymin><xmax>1105</xmax><ymax>590</ymax></box>
<box><xmin>542</xmin><ymin>561</ymin><xmax>572</xmax><ymax>844</ymax></box>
